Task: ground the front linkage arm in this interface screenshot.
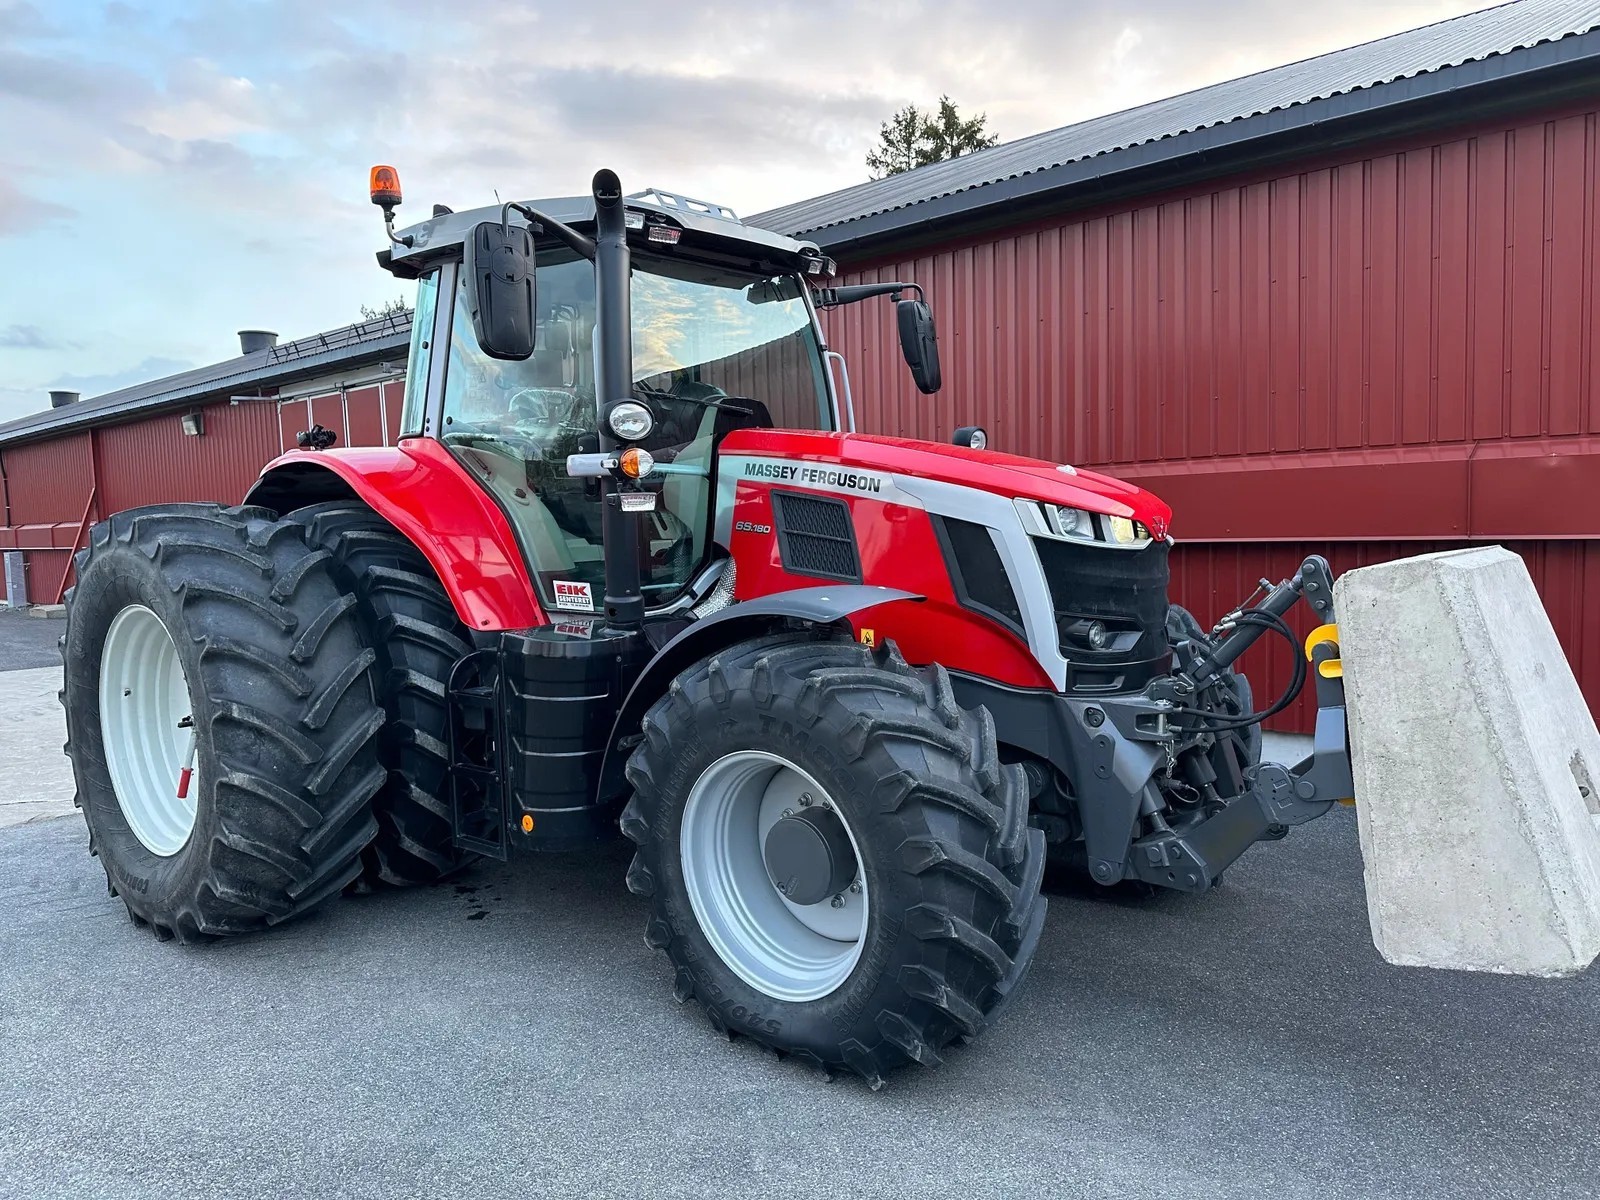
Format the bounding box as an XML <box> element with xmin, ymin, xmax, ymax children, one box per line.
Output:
<box><xmin>1072</xmin><ymin>555</ymin><xmax>1355</xmax><ymax>894</ymax></box>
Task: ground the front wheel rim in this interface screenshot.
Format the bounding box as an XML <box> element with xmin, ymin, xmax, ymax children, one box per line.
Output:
<box><xmin>680</xmin><ymin>750</ymin><xmax>869</xmax><ymax>1002</ymax></box>
<box><xmin>98</xmin><ymin>604</ymin><xmax>199</xmax><ymax>857</ymax></box>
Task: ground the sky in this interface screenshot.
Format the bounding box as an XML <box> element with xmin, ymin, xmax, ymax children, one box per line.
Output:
<box><xmin>0</xmin><ymin>0</ymin><xmax>1497</xmax><ymax>423</ymax></box>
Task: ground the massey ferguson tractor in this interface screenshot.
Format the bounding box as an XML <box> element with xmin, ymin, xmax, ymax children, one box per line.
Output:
<box><xmin>61</xmin><ymin>167</ymin><xmax>1358</xmax><ymax>1086</ymax></box>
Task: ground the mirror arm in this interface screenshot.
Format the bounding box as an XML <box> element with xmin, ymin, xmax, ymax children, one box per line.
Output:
<box><xmin>504</xmin><ymin>202</ymin><xmax>596</xmax><ymax>262</ymax></box>
<box><xmin>814</xmin><ymin>281</ymin><xmax>923</xmax><ymax>308</ymax></box>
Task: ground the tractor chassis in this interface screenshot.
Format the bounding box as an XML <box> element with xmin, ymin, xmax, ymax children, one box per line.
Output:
<box><xmin>443</xmin><ymin>553</ymin><xmax>1354</xmax><ymax>898</ymax></box>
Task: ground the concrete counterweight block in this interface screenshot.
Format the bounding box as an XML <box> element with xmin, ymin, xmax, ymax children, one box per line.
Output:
<box><xmin>1335</xmin><ymin>546</ymin><xmax>1600</xmax><ymax>977</ymax></box>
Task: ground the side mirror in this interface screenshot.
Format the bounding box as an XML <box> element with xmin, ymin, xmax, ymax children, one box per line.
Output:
<box><xmin>464</xmin><ymin>221</ymin><xmax>536</xmax><ymax>360</ymax></box>
<box><xmin>896</xmin><ymin>296</ymin><xmax>941</xmax><ymax>394</ymax></box>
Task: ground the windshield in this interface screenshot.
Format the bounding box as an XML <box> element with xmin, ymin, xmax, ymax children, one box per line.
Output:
<box><xmin>439</xmin><ymin>249</ymin><xmax>831</xmax><ymax>612</ymax></box>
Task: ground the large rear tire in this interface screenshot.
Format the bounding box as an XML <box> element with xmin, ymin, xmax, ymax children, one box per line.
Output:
<box><xmin>61</xmin><ymin>504</ymin><xmax>385</xmax><ymax>941</ymax></box>
<box><xmin>296</xmin><ymin>502</ymin><xmax>476</xmax><ymax>887</ymax></box>
<box><xmin>621</xmin><ymin>636</ymin><xmax>1047</xmax><ymax>1086</ymax></box>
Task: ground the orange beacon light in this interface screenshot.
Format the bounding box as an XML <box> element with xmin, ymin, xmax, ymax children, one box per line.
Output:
<box><xmin>369</xmin><ymin>165</ymin><xmax>402</xmax><ymax>209</ymax></box>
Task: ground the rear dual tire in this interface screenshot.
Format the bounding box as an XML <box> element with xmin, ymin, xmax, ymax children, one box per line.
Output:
<box><xmin>295</xmin><ymin>502</ymin><xmax>475</xmax><ymax>887</ymax></box>
<box><xmin>621</xmin><ymin>636</ymin><xmax>1048</xmax><ymax>1086</ymax></box>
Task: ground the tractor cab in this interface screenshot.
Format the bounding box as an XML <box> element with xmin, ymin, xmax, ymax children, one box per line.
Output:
<box><xmin>378</xmin><ymin>182</ymin><xmax>849</xmax><ymax>618</ymax></box>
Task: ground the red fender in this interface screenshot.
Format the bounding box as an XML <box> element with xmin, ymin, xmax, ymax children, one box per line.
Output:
<box><xmin>246</xmin><ymin>439</ymin><xmax>544</xmax><ymax>631</ymax></box>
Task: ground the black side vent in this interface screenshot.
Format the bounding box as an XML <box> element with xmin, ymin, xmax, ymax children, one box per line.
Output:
<box><xmin>933</xmin><ymin>516</ymin><xmax>1026</xmax><ymax>638</ymax></box>
<box><xmin>772</xmin><ymin>490</ymin><xmax>861</xmax><ymax>582</ymax></box>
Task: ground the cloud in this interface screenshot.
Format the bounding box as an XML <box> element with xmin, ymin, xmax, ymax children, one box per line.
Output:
<box><xmin>0</xmin><ymin>356</ymin><xmax>196</xmax><ymax>426</ymax></box>
<box><xmin>0</xmin><ymin>0</ymin><xmax>1494</xmax><ymax>429</ymax></box>
<box><xmin>0</xmin><ymin>178</ymin><xmax>74</xmax><ymax>237</ymax></box>
<box><xmin>0</xmin><ymin>324</ymin><xmax>74</xmax><ymax>350</ymax></box>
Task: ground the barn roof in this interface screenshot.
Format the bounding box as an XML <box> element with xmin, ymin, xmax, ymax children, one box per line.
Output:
<box><xmin>0</xmin><ymin>312</ymin><xmax>412</xmax><ymax>448</ymax></box>
<box><xmin>751</xmin><ymin>0</ymin><xmax>1600</xmax><ymax>248</ymax></box>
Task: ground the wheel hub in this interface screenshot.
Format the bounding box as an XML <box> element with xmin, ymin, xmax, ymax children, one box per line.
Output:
<box><xmin>97</xmin><ymin>604</ymin><xmax>199</xmax><ymax>857</ymax></box>
<box><xmin>763</xmin><ymin>807</ymin><xmax>858</xmax><ymax>906</ymax></box>
<box><xmin>679</xmin><ymin>750</ymin><xmax>870</xmax><ymax>1002</ymax></box>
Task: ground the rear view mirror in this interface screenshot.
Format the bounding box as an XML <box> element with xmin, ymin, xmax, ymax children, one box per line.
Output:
<box><xmin>465</xmin><ymin>221</ymin><xmax>536</xmax><ymax>360</ymax></box>
<box><xmin>896</xmin><ymin>297</ymin><xmax>941</xmax><ymax>394</ymax></box>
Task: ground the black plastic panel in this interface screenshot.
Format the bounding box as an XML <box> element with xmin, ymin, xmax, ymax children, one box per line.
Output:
<box><xmin>494</xmin><ymin>621</ymin><xmax>651</xmax><ymax>850</ymax></box>
<box><xmin>932</xmin><ymin>515</ymin><xmax>1025</xmax><ymax>638</ymax></box>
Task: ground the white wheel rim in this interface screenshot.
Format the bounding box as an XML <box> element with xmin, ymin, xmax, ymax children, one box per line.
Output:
<box><xmin>680</xmin><ymin>751</ymin><xmax>868</xmax><ymax>1002</ymax></box>
<box><xmin>98</xmin><ymin>605</ymin><xmax>199</xmax><ymax>857</ymax></box>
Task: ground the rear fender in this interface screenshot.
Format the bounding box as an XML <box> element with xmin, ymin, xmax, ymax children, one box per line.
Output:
<box><xmin>596</xmin><ymin>585</ymin><xmax>920</xmax><ymax>803</ymax></box>
<box><xmin>245</xmin><ymin>440</ymin><xmax>543</xmax><ymax>631</ymax></box>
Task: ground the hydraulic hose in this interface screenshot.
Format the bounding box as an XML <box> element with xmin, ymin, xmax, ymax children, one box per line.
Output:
<box><xmin>1175</xmin><ymin>608</ymin><xmax>1307</xmax><ymax>731</ymax></box>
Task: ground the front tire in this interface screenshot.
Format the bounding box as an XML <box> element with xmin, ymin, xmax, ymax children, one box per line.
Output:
<box><xmin>621</xmin><ymin>637</ymin><xmax>1047</xmax><ymax>1086</ymax></box>
<box><xmin>62</xmin><ymin>504</ymin><xmax>385</xmax><ymax>941</ymax></box>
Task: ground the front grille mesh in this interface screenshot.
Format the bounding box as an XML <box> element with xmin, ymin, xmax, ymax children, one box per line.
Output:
<box><xmin>1033</xmin><ymin>538</ymin><xmax>1170</xmax><ymax>661</ymax></box>
<box><xmin>772</xmin><ymin>491</ymin><xmax>861</xmax><ymax>582</ymax></box>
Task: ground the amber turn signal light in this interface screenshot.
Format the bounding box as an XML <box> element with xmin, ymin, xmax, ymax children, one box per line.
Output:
<box><xmin>619</xmin><ymin>448</ymin><xmax>655</xmax><ymax>478</ymax></box>
<box><xmin>369</xmin><ymin>164</ymin><xmax>402</xmax><ymax>208</ymax></box>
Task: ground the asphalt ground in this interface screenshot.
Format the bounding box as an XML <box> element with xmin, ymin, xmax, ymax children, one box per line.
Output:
<box><xmin>0</xmin><ymin>607</ymin><xmax>63</xmax><ymax>671</ymax></box>
<box><xmin>4</xmin><ymin>798</ymin><xmax>1597</xmax><ymax>1199</ymax></box>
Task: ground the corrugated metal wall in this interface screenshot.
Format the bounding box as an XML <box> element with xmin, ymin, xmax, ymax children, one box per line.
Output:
<box><xmin>0</xmin><ymin>383</ymin><xmax>405</xmax><ymax>605</ymax></box>
<box><xmin>823</xmin><ymin>97</ymin><xmax>1600</xmax><ymax>726</ymax></box>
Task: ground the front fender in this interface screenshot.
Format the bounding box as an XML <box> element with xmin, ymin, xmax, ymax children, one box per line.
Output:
<box><xmin>595</xmin><ymin>585</ymin><xmax>920</xmax><ymax>802</ymax></box>
<box><xmin>246</xmin><ymin>439</ymin><xmax>543</xmax><ymax>631</ymax></box>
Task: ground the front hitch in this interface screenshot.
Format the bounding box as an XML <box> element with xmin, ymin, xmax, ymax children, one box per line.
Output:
<box><xmin>1121</xmin><ymin>556</ymin><xmax>1355</xmax><ymax>892</ymax></box>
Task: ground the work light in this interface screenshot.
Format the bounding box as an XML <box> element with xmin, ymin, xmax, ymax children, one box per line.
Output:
<box><xmin>607</xmin><ymin>401</ymin><xmax>654</xmax><ymax>441</ymax></box>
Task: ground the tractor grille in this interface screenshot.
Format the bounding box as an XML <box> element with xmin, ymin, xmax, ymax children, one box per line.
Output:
<box><xmin>1032</xmin><ymin>537</ymin><xmax>1171</xmax><ymax>692</ymax></box>
<box><xmin>772</xmin><ymin>490</ymin><xmax>861</xmax><ymax>582</ymax></box>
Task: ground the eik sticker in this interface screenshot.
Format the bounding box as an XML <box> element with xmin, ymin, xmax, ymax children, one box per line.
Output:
<box><xmin>552</xmin><ymin>580</ymin><xmax>595</xmax><ymax>612</ymax></box>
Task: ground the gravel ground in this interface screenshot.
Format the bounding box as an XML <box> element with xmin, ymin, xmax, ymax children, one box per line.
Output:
<box><xmin>3</xmin><ymin>802</ymin><xmax>1597</xmax><ymax>1199</ymax></box>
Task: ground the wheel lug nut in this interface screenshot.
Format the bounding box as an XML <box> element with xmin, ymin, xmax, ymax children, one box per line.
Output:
<box><xmin>830</xmin><ymin>895</ymin><xmax>844</xmax><ymax>909</ymax></box>
<box><xmin>782</xmin><ymin>808</ymin><xmax>793</xmax><ymax>818</ymax></box>
<box><xmin>849</xmin><ymin>880</ymin><xmax>861</xmax><ymax>894</ymax></box>
<box><xmin>799</xmin><ymin>794</ymin><xmax>812</xmax><ymax>807</ymax></box>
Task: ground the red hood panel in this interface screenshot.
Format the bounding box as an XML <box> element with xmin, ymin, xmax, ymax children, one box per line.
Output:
<box><xmin>721</xmin><ymin>430</ymin><xmax>1171</xmax><ymax>537</ymax></box>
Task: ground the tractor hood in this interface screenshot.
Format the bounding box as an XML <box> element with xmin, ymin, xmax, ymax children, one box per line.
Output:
<box><xmin>719</xmin><ymin>429</ymin><xmax>1171</xmax><ymax>538</ymax></box>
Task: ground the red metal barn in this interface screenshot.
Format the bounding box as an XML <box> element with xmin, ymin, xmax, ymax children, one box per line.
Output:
<box><xmin>753</xmin><ymin>3</ymin><xmax>1600</xmax><ymax>728</ymax></box>
<box><xmin>0</xmin><ymin>320</ymin><xmax>410</xmax><ymax>608</ymax></box>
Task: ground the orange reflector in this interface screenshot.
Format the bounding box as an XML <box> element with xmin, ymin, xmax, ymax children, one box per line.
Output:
<box><xmin>369</xmin><ymin>164</ymin><xmax>402</xmax><ymax>207</ymax></box>
<box><xmin>520</xmin><ymin>814</ymin><xmax>534</xmax><ymax>833</ymax></box>
<box><xmin>619</xmin><ymin>447</ymin><xmax>654</xmax><ymax>478</ymax></box>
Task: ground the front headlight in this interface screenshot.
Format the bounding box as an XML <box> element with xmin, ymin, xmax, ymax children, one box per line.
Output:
<box><xmin>607</xmin><ymin>400</ymin><xmax>655</xmax><ymax>441</ymax></box>
<box><xmin>1015</xmin><ymin>500</ymin><xmax>1152</xmax><ymax>547</ymax></box>
<box><xmin>1105</xmin><ymin>515</ymin><xmax>1151</xmax><ymax>546</ymax></box>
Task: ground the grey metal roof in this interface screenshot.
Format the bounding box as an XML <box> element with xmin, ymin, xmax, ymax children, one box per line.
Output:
<box><xmin>0</xmin><ymin>311</ymin><xmax>412</xmax><ymax>448</ymax></box>
<box><xmin>752</xmin><ymin>0</ymin><xmax>1600</xmax><ymax>241</ymax></box>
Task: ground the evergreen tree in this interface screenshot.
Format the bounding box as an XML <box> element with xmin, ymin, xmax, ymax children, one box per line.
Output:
<box><xmin>865</xmin><ymin>97</ymin><xmax>1000</xmax><ymax>178</ymax></box>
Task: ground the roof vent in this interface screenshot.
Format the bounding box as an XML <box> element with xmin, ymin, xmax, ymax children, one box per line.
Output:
<box><xmin>238</xmin><ymin>330</ymin><xmax>279</xmax><ymax>355</ymax></box>
<box><xmin>48</xmin><ymin>390</ymin><xmax>79</xmax><ymax>408</ymax></box>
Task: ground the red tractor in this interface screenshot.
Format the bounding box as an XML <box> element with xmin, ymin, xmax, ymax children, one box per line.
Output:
<box><xmin>61</xmin><ymin>168</ymin><xmax>1351</xmax><ymax>1085</ymax></box>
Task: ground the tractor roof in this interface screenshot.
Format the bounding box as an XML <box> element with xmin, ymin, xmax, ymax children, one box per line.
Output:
<box><xmin>381</xmin><ymin>188</ymin><xmax>826</xmax><ymax>280</ymax></box>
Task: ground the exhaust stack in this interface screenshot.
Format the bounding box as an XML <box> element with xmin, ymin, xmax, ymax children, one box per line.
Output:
<box><xmin>591</xmin><ymin>168</ymin><xmax>644</xmax><ymax>633</ymax></box>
